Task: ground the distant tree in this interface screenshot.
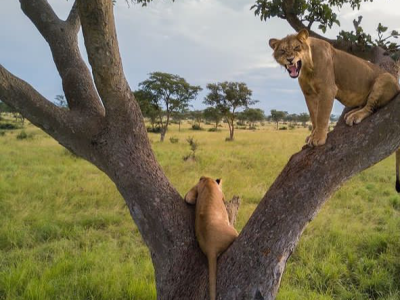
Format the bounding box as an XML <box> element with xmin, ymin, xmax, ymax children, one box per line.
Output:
<box><xmin>270</xmin><ymin>109</ymin><xmax>288</xmax><ymax>130</ymax></box>
<box><xmin>240</xmin><ymin>108</ymin><xmax>265</xmax><ymax>129</ymax></box>
<box><xmin>133</xmin><ymin>89</ymin><xmax>161</xmax><ymax>131</ymax></box>
<box><xmin>171</xmin><ymin>108</ymin><xmax>188</xmax><ymax>132</ymax></box>
<box><xmin>203</xmin><ymin>107</ymin><xmax>223</xmax><ymax>129</ymax></box>
<box><xmin>138</xmin><ymin>72</ymin><xmax>202</xmax><ymax>141</ymax></box>
<box><xmin>285</xmin><ymin>113</ymin><xmax>298</xmax><ymax>124</ymax></box>
<box><xmin>204</xmin><ymin>82</ymin><xmax>257</xmax><ymax>140</ymax></box>
<box><xmin>190</xmin><ymin>110</ymin><xmax>204</xmax><ymax>128</ymax></box>
<box><xmin>297</xmin><ymin>112</ymin><xmax>310</xmax><ymax>127</ymax></box>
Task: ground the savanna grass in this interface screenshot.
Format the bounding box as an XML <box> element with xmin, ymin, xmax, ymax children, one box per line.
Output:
<box><xmin>0</xmin><ymin>120</ymin><xmax>399</xmax><ymax>300</ymax></box>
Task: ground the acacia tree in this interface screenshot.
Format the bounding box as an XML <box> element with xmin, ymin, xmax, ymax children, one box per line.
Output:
<box><xmin>270</xmin><ymin>109</ymin><xmax>288</xmax><ymax>130</ymax></box>
<box><xmin>138</xmin><ymin>72</ymin><xmax>202</xmax><ymax>141</ymax></box>
<box><xmin>240</xmin><ymin>108</ymin><xmax>266</xmax><ymax>129</ymax></box>
<box><xmin>203</xmin><ymin>107</ymin><xmax>223</xmax><ymax>130</ymax></box>
<box><xmin>204</xmin><ymin>82</ymin><xmax>257</xmax><ymax>140</ymax></box>
<box><xmin>133</xmin><ymin>89</ymin><xmax>161</xmax><ymax>131</ymax></box>
<box><xmin>0</xmin><ymin>1</ymin><xmax>400</xmax><ymax>299</ymax></box>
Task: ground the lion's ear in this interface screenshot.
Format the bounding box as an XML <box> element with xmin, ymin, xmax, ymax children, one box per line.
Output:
<box><xmin>216</xmin><ymin>178</ymin><xmax>222</xmax><ymax>186</ymax></box>
<box><xmin>269</xmin><ymin>38</ymin><xmax>280</xmax><ymax>50</ymax></box>
<box><xmin>184</xmin><ymin>185</ymin><xmax>198</xmax><ymax>205</ymax></box>
<box><xmin>297</xmin><ymin>29</ymin><xmax>309</xmax><ymax>43</ymax></box>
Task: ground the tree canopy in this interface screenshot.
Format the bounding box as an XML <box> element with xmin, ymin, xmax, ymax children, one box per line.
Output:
<box><xmin>138</xmin><ymin>72</ymin><xmax>201</xmax><ymax>141</ymax></box>
<box><xmin>204</xmin><ymin>81</ymin><xmax>257</xmax><ymax>140</ymax></box>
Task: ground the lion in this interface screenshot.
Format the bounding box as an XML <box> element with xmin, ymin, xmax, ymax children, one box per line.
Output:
<box><xmin>184</xmin><ymin>176</ymin><xmax>238</xmax><ymax>300</ymax></box>
<box><xmin>269</xmin><ymin>29</ymin><xmax>400</xmax><ymax>190</ymax></box>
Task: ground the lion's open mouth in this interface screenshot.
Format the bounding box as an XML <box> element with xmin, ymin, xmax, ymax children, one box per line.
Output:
<box><xmin>286</xmin><ymin>60</ymin><xmax>302</xmax><ymax>78</ymax></box>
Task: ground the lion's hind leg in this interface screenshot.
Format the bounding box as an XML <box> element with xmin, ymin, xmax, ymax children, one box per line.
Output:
<box><xmin>345</xmin><ymin>73</ymin><xmax>399</xmax><ymax>126</ymax></box>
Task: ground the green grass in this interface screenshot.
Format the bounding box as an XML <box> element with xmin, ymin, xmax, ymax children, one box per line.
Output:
<box><xmin>0</xmin><ymin>120</ymin><xmax>399</xmax><ymax>300</ymax></box>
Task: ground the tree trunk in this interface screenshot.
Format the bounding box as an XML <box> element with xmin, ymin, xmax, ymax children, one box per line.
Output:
<box><xmin>1</xmin><ymin>1</ymin><xmax>400</xmax><ymax>300</ymax></box>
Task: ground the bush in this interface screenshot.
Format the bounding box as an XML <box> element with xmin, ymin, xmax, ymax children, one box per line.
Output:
<box><xmin>236</xmin><ymin>121</ymin><xmax>245</xmax><ymax>126</ymax></box>
<box><xmin>16</xmin><ymin>130</ymin><xmax>32</xmax><ymax>140</ymax></box>
<box><xmin>191</xmin><ymin>124</ymin><xmax>202</xmax><ymax>130</ymax></box>
<box><xmin>183</xmin><ymin>136</ymin><xmax>199</xmax><ymax>161</ymax></box>
<box><xmin>289</xmin><ymin>124</ymin><xmax>295</xmax><ymax>130</ymax></box>
<box><xmin>169</xmin><ymin>136</ymin><xmax>179</xmax><ymax>144</ymax></box>
<box><xmin>0</xmin><ymin>123</ymin><xmax>19</xmax><ymax>130</ymax></box>
<box><xmin>208</xmin><ymin>127</ymin><xmax>219</xmax><ymax>132</ymax></box>
<box><xmin>279</xmin><ymin>126</ymin><xmax>287</xmax><ymax>130</ymax></box>
<box><xmin>147</xmin><ymin>126</ymin><xmax>162</xmax><ymax>133</ymax></box>
<box><xmin>225</xmin><ymin>137</ymin><xmax>234</xmax><ymax>142</ymax></box>
<box><xmin>0</xmin><ymin>131</ymin><xmax>5</xmax><ymax>136</ymax></box>
<box><xmin>308</xmin><ymin>125</ymin><xmax>313</xmax><ymax>131</ymax></box>
<box><xmin>249</xmin><ymin>126</ymin><xmax>257</xmax><ymax>130</ymax></box>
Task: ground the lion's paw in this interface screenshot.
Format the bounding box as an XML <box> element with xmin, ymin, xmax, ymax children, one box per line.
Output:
<box><xmin>306</xmin><ymin>130</ymin><xmax>327</xmax><ymax>147</ymax></box>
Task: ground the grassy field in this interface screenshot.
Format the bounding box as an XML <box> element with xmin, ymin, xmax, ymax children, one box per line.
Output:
<box><xmin>0</xmin><ymin>119</ymin><xmax>399</xmax><ymax>300</ymax></box>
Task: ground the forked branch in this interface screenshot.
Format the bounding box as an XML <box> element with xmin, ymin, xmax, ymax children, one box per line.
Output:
<box><xmin>20</xmin><ymin>0</ymin><xmax>104</xmax><ymax>116</ymax></box>
<box><xmin>78</xmin><ymin>0</ymin><xmax>134</xmax><ymax>122</ymax></box>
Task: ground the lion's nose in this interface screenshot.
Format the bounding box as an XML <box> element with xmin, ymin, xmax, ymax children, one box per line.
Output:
<box><xmin>287</xmin><ymin>57</ymin><xmax>294</xmax><ymax>63</ymax></box>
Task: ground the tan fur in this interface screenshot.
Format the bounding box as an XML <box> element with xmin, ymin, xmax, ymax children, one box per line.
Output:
<box><xmin>269</xmin><ymin>29</ymin><xmax>400</xmax><ymax>147</ymax></box>
<box><xmin>184</xmin><ymin>177</ymin><xmax>238</xmax><ymax>300</ymax></box>
<box><xmin>270</xmin><ymin>30</ymin><xmax>400</xmax><ymax>191</ymax></box>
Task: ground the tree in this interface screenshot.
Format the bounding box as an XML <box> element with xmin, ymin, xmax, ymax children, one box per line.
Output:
<box><xmin>240</xmin><ymin>108</ymin><xmax>266</xmax><ymax>129</ymax></box>
<box><xmin>297</xmin><ymin>112</ymin><xmax>310</xmax><ymax>127</ymax></box>
<box><xmin>203</xmin><ymin>107</ymin><xmax>223</xmax><ymax>129</ymax></box>
<box><xmin>204</xmin><ymin>82</ymin><xmax>257</xmax><ymax>140</ymax></box>
<box><xmin>190</xmin><ymin>110</ymin><xmax>204</xmax><ymax>128</ymax></box>
<box><xmin>270</xmin><ymin>109</ymin><xmax>288</xmax><ymax>130</ymax></box>
<box><xmin>133</xmin><ymin>89</ymin><xmax>161</xmax><ymax>131</ymax></box>
<box><xmin>0</xmin><ymin>1</ymin><xmax>399</xmax><ymax>299</ymax></box>
<box><xmin>54</xmin><ymin>94</ymin><xmax>68</xmax><ymax>107</ymax></box>
<box><xmin>138</xmin><ymin>72</ymin><xmax>202</xmax><ymax>141</ymax></box>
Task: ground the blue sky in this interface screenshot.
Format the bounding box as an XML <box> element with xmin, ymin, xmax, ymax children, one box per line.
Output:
<box><xmin>1</xmin><ymin>0</ymin><xmax>399</xmax><ymax>115</ymax></box>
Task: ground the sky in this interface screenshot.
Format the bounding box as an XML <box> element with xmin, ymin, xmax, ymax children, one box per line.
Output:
<box><xmin>1</xmin><ymin>0</ymin><xmax>399</xmax><ymax>115</ymax></box>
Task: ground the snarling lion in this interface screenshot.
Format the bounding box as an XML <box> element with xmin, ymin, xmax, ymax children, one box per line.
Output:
<box><xmin>269</xmin><ymin>29</ymin><xmax>400</xmax><ymax>189</ymax></box>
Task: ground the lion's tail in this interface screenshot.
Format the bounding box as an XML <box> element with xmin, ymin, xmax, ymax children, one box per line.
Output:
<box><xmin>208</xmin><ymin>253</ymin><xmax>217</xmax><ymax>300</ymax></box>
<box><xmin>396</xmin><ymin>150</ymin><xmax>400</xmax><ymax>192</ymax></box>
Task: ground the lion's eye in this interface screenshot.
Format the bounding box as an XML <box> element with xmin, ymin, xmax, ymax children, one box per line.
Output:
<box><xmin>279</xmin><ymin>49</ymin><xmax>286</xmax><ymax>54</ymax></box>
<box><xmin>294</xmin><ymin>46</ymin><xmax>301</xmax><ymax>51</ymax></box>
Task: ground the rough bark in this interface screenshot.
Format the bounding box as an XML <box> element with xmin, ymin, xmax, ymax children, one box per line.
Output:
<box><xmin>1</xmin><ymin>1</ymin><xmax>400</xmax><ymax>300</ymax></box>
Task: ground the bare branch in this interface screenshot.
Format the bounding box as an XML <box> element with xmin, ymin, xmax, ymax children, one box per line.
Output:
<box><xmin>78</xmin><ymin>0</ymin><xmax>133</xmax><ymax>122</ymax></box>
<box><xmin>0</xmin><ymin>65</ymin><xmax>68</xmax><ymax>135</ymax></box>
<box><xmin>67</xmin><ymin>1</ymin><xmax>80</xmax><ymax>34</ymax></box>
<box><xmin>19</xmin><ymin>0</ymin><xmax>104</xmax><ymax>117</ymax></box>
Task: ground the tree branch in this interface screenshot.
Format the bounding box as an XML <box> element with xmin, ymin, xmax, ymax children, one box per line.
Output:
<box><xmin>215</xmin><ymin>95</ymin><xmax>400</xmax><ymax>299</ymax></box>
<box><xmin>67</xmin><ymin>1</ymin><xmax>80</xmax><ymax>33</ymax></box>
<box><xmin>0</xmin><ymin>65</ymin><xmax>68</xmax><ymax>135</ymax></box>
<box><xmin>77</xmin><ymin>0</ymin><xmax>133</xmax><ymax>122</ymax></box>
<box><xmin>20</xmin><ymin>0</ymin><xmax>104</xmax><ymax>117</ymax></box>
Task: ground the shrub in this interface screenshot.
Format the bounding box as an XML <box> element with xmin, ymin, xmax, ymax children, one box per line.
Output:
<box><xmin>208</xmin><ymin>127</ymin><xmax>219</xmax><ymax>132</ymax></box>
<box><xmin>169</xmin><ymin>136</ymin><xmax>179</xmax><ymax>144</ymax></box>
<box><xmin>225</xmin><ymin>137</ymin><xmax>234</xmax><ymax>142</ymax></box>
<box><xmin>16</xmin><ymin>130</ymin><xmax>30</xmax><ymax>140</ymax></box>
<box><xmin>147</xmin><ymin>126</ymin><xmax>161</xmax><ymax>133</ymax></box>
<box><xmin>183</xmin><ymin>136</ymin><xmax>198</xmax><ymax>161</ymax></box>
<box><xmin>0</xmin><ymin>131</ymin><xmax>5</xmax><ymax>136</ymax></box>
<box><xmin>308</xmin><ymin>125</ymin><xmax>313</xmax><ymax>131</ymax></box>
<box><xmin>279</xmin><ymin>126</ymin><xmax>287</xmax><ymax>130</ymax></box>
<box><xmin>0</xmin><ymin>123</ymin><xmax>19</xmax><ymax>130</ymax></box>
<box><xmin>191</xmin><ymin>124</ymin><xmax>202</xmax><ymax>130</ymax></box>
<box><xmin>289</xmin><ymin>124</ymin><xmax>295</xmax><ymax>130</ymax></box>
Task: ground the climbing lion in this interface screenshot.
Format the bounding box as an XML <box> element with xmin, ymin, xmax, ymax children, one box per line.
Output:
<box><xmin>269</xmin><ymin>29</ymin><xmax>400</xmax><ymax>189</ymax></box>
<box><xmin>184</xmin><ymin>176</ymin><xmax>238</xmax><ymax>300</ymax></box>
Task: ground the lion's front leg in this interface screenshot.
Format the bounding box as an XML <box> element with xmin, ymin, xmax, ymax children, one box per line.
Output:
<box><xmin>305</xmin><ymin>91</ymin><xmax>335</xmax><ymax>147</ymax></box>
